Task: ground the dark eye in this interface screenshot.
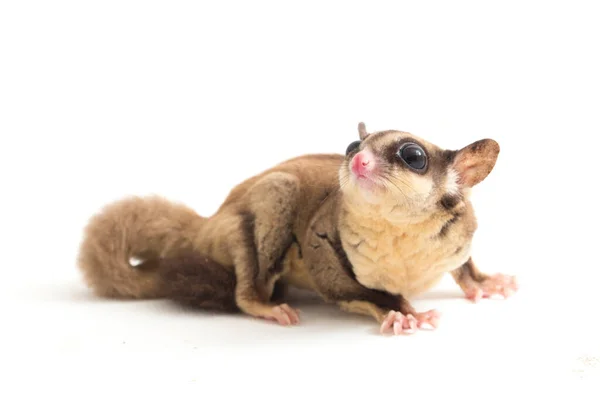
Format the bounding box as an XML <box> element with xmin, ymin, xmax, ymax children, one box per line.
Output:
<box><xmin>345</xmin><ymin>140</ymin><xmax>361</xmax><ymax>155</ymax></box>
<box><xmin>398</xmin><ymin>143</ymin><xmax>427</xmax><ymax>170</ymax></box>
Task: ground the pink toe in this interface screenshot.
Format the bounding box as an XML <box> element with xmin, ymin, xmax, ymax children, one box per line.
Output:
<box><xmin>406</xmin><ymin>315</ymin><xmax>417</xmax><ymax>331</ymax></box>
<box><xmin>381</xmin><ymin>311</ymin><xmax>400</xmax><ymax>333</ymax></box>
<box><xmin>380</xmin><ymin>318</ymin><xmax>393</xmax><ymax>333</ymax></box>
<box><xmin>393</xmin><ymin>320</ymin><xmax>403</xmax><ymax>335</ymax></box>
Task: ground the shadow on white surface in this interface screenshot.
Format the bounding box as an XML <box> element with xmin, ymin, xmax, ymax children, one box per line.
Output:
<box><xmin>4</xmin><ymin>271</ymin><xmax>598</xmax><ymax>398</ymax></box>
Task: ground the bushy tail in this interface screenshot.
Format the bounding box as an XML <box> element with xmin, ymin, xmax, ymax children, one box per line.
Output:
<box><xmin>77</xmin><ymin>195</ymin><xmax>205</xmax><ymax>299</ymax></box>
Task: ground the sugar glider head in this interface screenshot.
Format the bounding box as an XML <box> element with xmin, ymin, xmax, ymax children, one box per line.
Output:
<box><xmin>339</xmin><ymin>122</ymin><xmax>500</xmax><ymax>218</ymax></box>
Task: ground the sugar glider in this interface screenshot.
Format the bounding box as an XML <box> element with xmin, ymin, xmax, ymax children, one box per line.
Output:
<box><xmin>77</xmin><ymin>122</ymin><xmax>517</xmax><ymax>335</ymax></box>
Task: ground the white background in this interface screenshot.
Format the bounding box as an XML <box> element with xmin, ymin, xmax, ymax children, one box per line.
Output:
<box><xmin>1</xmin><ymin>0</ymin><xmax>599</xmax><ymax>397</ymax></box>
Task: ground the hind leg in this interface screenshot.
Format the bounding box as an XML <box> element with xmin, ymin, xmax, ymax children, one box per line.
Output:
<box><xmin>160</xmin><ymin>251</ymin><xmax>239</xmax><ymax>312</ymax></box>
<box><xmin>228</xmin><ymin>172</ymin><xmax>302</xmax><ymax>325</ymax></box>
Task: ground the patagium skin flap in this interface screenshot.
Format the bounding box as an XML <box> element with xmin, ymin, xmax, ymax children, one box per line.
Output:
<box><xmin>76</xmin><ymin>122</ymin><xmax>518</xmax><ymax>335</ymax></box>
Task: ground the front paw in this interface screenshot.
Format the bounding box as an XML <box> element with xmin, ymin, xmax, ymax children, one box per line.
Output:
<box><xmin>464</xmin><ymin>273</ymin><xmax>518</xmax><ymax>302</ymax></box>
<box><xmin>380</xmin><ymin>309</ymin><xmax>440</xmax><ymax>335</ymax></box>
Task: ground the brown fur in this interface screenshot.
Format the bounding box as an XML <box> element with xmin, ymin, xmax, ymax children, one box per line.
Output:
<box><xmin>451</xmin><ymin>257</ymin><xmax>489</xmax><ymax>288</ymax></box>
<box><xmin>77</xmin><ymin>195</ymin><xmax>205</xmax><ymax>298</ymax></box>
<box><xmin>77</xmin><ymin>122</ymin><xmax>504</xmax><ymax>329</ymax></box>
<box><xmin>159</xmin><ymin>251</ymin><xmax>238</xmax><ymax>312</ymax></box>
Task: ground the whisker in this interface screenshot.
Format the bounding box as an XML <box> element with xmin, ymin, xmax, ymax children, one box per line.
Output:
<box><xmin>381</xmin><ymin>177</ymin><xmax>408</xmax><ymax>200</ymax></box>
<box><xmin>315</xmin><ymin>174</ymin><xmax>350</xmax><ymax>209</ymax></box>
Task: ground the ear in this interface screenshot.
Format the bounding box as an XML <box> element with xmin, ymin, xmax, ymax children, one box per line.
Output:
<box><xmin>452</xmin><ymin>139</ymin><xmax>500</xmax><ymax>187</ymax></box>
<box><xmin>358</xmin><ymin>122</ymin><xmax>369</xmax><ymax>140</ymax></box>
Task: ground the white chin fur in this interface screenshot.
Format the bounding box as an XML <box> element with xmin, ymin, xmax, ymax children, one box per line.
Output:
<box><xmin>353</xmin><ymin>178</ymin><xmax>385</xmax><ymax>204</ymax></box>
<box><xmin>360</xmin><ymin>189</ymin><xmax>383</xmax><ymax>204</ymax></box>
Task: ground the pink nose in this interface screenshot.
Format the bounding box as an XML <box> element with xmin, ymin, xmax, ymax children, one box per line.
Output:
<box><xmin>351</xmin><ymin>151</ymin><xmax>374</xmax><ymax>176</ymax></box>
